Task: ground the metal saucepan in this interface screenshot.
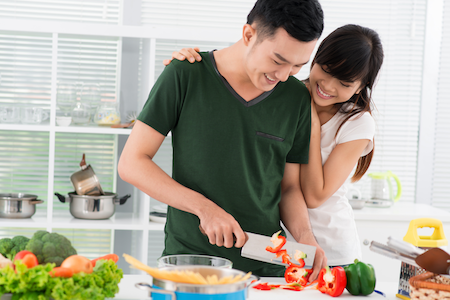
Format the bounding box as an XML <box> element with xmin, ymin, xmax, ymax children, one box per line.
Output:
<box><xmin>55</xmin><ymin>192</ymin><xmax>130</xmax><ymax>220</ymax></box>
<box><xmin>0</xmin><ymin>193</ymin><xmax>44</xmax><ymax>218</ymax></box>
<box><xmin>70</xmin><ymin>153</ymin><xmax>104</xmax><ymax>196</ymax></box>
<box><xmin>135</xmin><ymin>265</ymin><xmax>259</xmax><ymax>300</ymax></box>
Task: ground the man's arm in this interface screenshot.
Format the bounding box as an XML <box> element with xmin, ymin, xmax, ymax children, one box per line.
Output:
<box><xmin>118</xmin><ymin>120</ymin><xmax>247</xmax><ymax>248</ymax></box>
<box><xmin>279</xmin><ymin>162</ymin><xmax>327</xmax><ymax>281</ymax></box>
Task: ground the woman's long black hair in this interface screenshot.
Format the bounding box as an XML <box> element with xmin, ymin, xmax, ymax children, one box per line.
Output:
<box><xmin>311</xmin><ymin>24</ymin><xmax>384</xmax><ymax>181</ymax></box>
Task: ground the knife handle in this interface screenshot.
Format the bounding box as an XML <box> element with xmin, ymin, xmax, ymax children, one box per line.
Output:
<box><xmin>198</xmin><ymin>225</ymin><xmax>249</xmax><ymax>243</ymax></box>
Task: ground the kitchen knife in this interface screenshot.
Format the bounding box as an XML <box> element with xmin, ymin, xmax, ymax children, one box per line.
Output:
<box><xmin>241</xmin><ymin>232</ymin><xmax>316</xmax><ymax>267</ymax></box>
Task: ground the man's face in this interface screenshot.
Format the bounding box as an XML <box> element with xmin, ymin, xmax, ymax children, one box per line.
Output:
<box><xmin>244</xmin><ymin>27</ymin><xmax>317</xmax><ymax>92</ymax></box>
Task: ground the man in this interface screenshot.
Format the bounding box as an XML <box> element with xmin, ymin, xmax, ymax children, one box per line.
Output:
<box><xmin>118</xmin><ymin>0</ymin><xmax>326</xmax><ymax>278</ymax></box>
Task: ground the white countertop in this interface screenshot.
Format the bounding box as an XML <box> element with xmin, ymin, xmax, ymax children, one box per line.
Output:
<box><xmin>112</xmin><ymin>275</ymin><xmax>400</xmax><ymax>300</ymax></box>
<box><xmin>353</xmin><ymin>202</ymin><xmax>450</xmax><ymax>221</ymax></box>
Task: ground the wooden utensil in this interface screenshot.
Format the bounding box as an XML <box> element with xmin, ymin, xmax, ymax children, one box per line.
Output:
<box><xmin>415</xmin><ymin>248</ymin><xmax>450</xmax><ymax>275</ymax></box>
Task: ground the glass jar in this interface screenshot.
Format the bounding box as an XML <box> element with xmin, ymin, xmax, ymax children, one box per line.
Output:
<box><xmin>56</xmin><ymin>83</ymin><xmax>77</xmax><ymax>116</ymax></box>
<box><xmin>80</xmin><ymin>83</ymin><xmax>102</xmax><ymax>117</ymax></box>
<box><xmin>94</xmin><ymin>102</ymin><xmax>121</xmax><ymax>125</ymax></box>
<box><xmin>71</xmin><ymin>102</ymin><xmax>91</xmax><ymax>124</ymax></box>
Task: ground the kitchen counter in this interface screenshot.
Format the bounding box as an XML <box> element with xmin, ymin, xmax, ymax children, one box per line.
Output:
<box><xmin>353</xmin><ymin>202</ymin><xmax>450</xmax><ymax>221</ymax></box>
<box><xmin>112</xmin><ymin>275</ymin><xmax>400</xmax><ymax>299</ymax></box>
<box><xmin>111</xmin><ymin>203</ymin><xmax>450</xmax><ymax>298</ymax></box>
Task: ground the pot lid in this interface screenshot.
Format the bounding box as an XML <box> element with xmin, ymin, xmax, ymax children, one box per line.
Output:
<box><xmin>0</xmin><ymin>193</ymin><xmax>38</xmax><ymax>201</ymax></box>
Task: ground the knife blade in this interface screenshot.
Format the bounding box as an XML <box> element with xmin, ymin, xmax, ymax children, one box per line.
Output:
<box><xmin>241</xmin><ymin>232</ymin><xmax>316</xmax><ymax>267</ymax></box>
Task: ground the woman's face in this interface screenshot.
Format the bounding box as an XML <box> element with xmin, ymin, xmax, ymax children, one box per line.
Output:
<box><xmin>309</xmin><ymin>63</ymin><xmax>363</xmax><ymax>109</ymax></box>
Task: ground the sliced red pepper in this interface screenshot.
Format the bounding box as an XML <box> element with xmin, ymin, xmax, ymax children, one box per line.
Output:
<box><xmin>253</xmin><ymin>283</ymin><xmax>272</xmax><ymax>290</ymax></box>
<box><xmin>265</xmin><ymin>230</ymin><xmax>286</xmax><ymax>253</ymax></box>
<box><xmin>289</xmin><ymin>249</ymin><xmax>306</xmax><ymax>268</ymax></box>
<box><xmin>252</xmin><ymin>282</ymin><xmax>280</xmax><ymax>290</ymax></box>
<box><xmin>284</xmin><ymin>266</ymin><xmax>312</xmax><ymax>286</ymax></box>
<box><xmin>318</xmin><ymin>266</ymin><xmax>347</xmax><ymax>297</ymax></box>
<box><xmin>275</xmin><ymin>249</ymin><xmax>292</xmax><ymax>265</ymax></box>
<box><xmin>280</xmin><ymin>283</ymin><xmax>305</xmax><ymax>291</ymax></box>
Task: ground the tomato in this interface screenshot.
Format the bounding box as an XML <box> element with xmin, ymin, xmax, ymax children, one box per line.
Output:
<box><xmin>21</xmin><ymin>254</ymin><xmax>39</xmax><ymax>268</ymax></box>
<box><xmin>61</xmin><ymin>255</ymin><xmax>93</xmax><ymax>274</ymax></box>
<box><xmin>14</xmin><ymin>251</ymin><xmax>38</xmax><ymax>268</ymax></box>
<box><xmin>14</xmin><ymin>250</ymin><xmax>34</xmax><ymax>261</ymax></box>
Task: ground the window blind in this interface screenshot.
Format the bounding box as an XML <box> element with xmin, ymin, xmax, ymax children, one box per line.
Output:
<box><xmin>141</xmin><ymin>0</ymin><xmax>255</xmax><ymax>29</ymax></box>
<box><xmin>147</xmin><ymin>230</ymin><xmax>165</xmax><ymax>268</ymax></box>
<box><xmin>432</xmin><ymin>0</ymin><xmax>450</xmax><ymax>211</ymax></box>
<box><xmin>0</xmin><ymin>0</ymin><xmax>120</xmax><ymax>25</ymax></box>
<box><xmin>57</xmin><ymin>34</ymin><xmax>120</xmax><ymax>107</ymax></box>
<box><xmin>0</xmin><ymin>31</ymin><xmax>53</xmax><ymax>110</ymax></box>
<box><xmin>0</xmin><ymin>131</ymin><xmax>50</xmax><ymax>212</ymax></box>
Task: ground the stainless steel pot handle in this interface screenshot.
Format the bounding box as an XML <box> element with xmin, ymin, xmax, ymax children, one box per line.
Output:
<box><xmin>54</xmin><ymin>193</ymin><xmax>69</xmax><ymax>203</ymax></box>
<box><xmin>30</xmin><ymin>200</ymin><xmax>44</xmax><ymax>205</ymax></box>
<box><xmin>114</xmin><ymin>194</ymin><xmax>131</xmax><ymax>205</ymax></box>
<box><xmin>135</xmin><ymin>282</ymin><xmax>176</xmax><ymax>300</ymax></box>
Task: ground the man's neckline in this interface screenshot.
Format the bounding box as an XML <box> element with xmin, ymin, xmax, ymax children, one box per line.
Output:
<box><xmin>208</xmin><ymin>50</ymin><xmax>276</xmax><ymax>108</ymax></box>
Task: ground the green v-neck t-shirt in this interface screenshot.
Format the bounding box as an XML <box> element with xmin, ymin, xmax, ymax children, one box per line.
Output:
<box><xmin>138</xmin><ymin>51</ymin><xmax>311</xmax><ymax>276</ymax></box>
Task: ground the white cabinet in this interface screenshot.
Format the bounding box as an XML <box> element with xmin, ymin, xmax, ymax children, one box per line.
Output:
<box><xmin>354</xmin><ymin>203</ymin><xmax>450</xmax><ymax>283</ymax></box>
<box><xmin>0</xmin><ymin>123</ymin><xmax>167</xmax><ymax>274</ymax></box>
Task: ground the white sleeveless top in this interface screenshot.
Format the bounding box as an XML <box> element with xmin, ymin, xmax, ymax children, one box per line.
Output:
<box><xmin>307</xmin><ymin>110</ymin><xmax>375</xmax><ymax>266</ymax></box>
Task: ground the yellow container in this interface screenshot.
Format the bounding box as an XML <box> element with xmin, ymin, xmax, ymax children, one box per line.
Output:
<box><xmin>396</xmin><ymin>218</ymin><xmax>448</xmax><ymax>300</ymax></box>
<box><xmin>403</xmin><ymin>218</ymin><xmax>448</xmax><ymax>248</ymax></box>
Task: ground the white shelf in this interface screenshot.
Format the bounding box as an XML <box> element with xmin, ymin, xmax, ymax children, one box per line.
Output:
<box><xmin>0</xmin><ymin>211</ymin><xmax>165</xmax><ymax>231</ymax></box>
<box><xmin>353</xmin><ymin>202</ymin><xmax>450</xmax><ymax>221</ymax></box>
<box><xmin>0</xmin><ymin>123</ymin><xmax>132</xmax><ymax>135</ymax></box>
<box><xmin>55</xmin><ymin>125</ymin><xmax>132</xmax><ymax>135</ymax></box>
<box><xmin>51</xmin><ymin>211</ymin><xmax>147</xmax><ymax>230</ymax></box>
<box><xmin>0</xmin><ymin>211</ymin><xmax>48</xmax><ymax>228</ymax></box>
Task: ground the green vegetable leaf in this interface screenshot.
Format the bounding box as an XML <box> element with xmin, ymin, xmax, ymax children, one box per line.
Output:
<box><xmin>0</xmin><ymin>259</ymin><xmax>123</xmax><ymax>300</ymax></box>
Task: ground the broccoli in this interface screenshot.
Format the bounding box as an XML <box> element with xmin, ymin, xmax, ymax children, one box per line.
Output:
<box><xmin>26</xmin><ymin>230</ymin><xmax>77</xmax><ymax>267</ymax></box>
<box><xmin>0</xmin><ymin>238</ymin><xmax>13</xmax><ymax>255</ymax></box>
<box><xmin>0</xmin><ymin>236</ymin><xmax>30</xmax><ymax>260</ymax></box>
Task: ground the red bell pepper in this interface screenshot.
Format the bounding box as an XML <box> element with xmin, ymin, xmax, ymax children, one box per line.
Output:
<box><xmin>284</xmin><ymin>266</ymin><xmax>312</xmax><ymax>286</ymax></box>
<box><xmin>265</xmin><ymin>230</ymin><xmax>286</xmax><ymax>253</ymax></box>
<box><xmin>318</xmin><ymin>266</ymin><xmax>347</xmax><ymax>297</ymax></box>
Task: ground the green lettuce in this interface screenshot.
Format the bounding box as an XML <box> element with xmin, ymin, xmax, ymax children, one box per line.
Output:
<box><xmin>0</xmin><ymin>259</ymin><xmax>123</xmax><ymax>300</ymax></box>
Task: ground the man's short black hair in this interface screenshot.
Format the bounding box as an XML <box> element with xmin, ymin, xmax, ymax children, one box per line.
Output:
<box><xmin>247</xmin><ymin>0</ymin><xmax>324</xmax><ymax>42</ymax></box>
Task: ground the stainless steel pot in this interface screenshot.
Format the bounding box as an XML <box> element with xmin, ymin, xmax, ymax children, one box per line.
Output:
<box><xmin>135</xmin><ymin>266</ymin><xmax>259</xmax><ymax>300</ymax></box>
<box><xmin>55</xmin><ymin>192</ymin><xmax>130</xmax><ymax>220</ymax></box>
<box><xmin>70</xmin><ymin>153</ymin><xmax>104</xmax><ymax>196</ymax></box>
<box><xmin>0</xmin><ymin>193</ymin><xmax>44</xmax><ymax>218</ymax></box>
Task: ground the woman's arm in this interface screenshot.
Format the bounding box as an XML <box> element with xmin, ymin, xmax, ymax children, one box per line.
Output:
<box><xmin>162</xmin><ymin>47</ymin><xmax>202</xmax><ymax>66</ymax></box>
<box><xmin>300</xmin><ymin>103</ymin><xmax>371</xmax><ymax>208</ymax></box>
